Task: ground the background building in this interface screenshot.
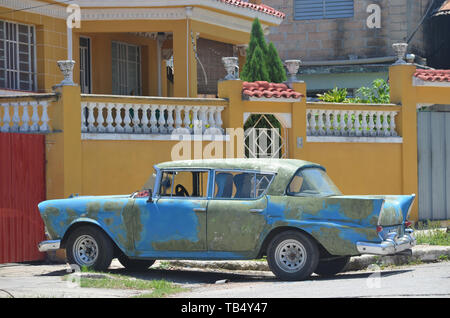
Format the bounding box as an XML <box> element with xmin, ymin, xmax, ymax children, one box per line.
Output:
<box><xmin>263</xmin><ymin>0</ymin><xmax>447</xmax><ymax>97</ymax></box>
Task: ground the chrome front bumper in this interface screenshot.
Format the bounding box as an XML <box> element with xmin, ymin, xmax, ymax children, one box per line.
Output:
<box><xmin>356</xmin><ymin>230</ymin><xmax>416</xmax><ymax>255</ymax></box>
<box><xmin>38</xmin><ymin>240</ymin><xmax>61</xmax><ymax>252</ymax></box>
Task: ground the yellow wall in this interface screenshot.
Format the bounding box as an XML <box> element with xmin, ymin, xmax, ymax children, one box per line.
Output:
<box><xmin>304</xmin><ymin>143</ymin><xmax>403</xmax><ymax>195</ymax></box>
<box><xmin>0</xmin><ymin>7</ymin><xmax>66</xmax><ymax>92</ymax></box>
<box><xmin>80</xmin><ymin>138</ymin><xmax>236</xmax><ymax>195</ymax></box>
<box><xmin>41</xmin><ymin>53</ymin><xmax>449</xmax><ymax>222</ymax></box>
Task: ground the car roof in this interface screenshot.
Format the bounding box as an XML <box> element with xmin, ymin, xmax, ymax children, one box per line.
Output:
<box><xmin>156</xmin><ymin>158</ymin><xmax>321</xmax><ymax>172</ymax></box>
<box><xmin>155</xmin><ymin>159</ymin><xmax>324</xmax><ymax>196</ymax></box>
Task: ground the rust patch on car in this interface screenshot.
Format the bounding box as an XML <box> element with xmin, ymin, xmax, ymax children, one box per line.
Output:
<box><xmin>121</xmin><ymin>200</ymin><xmax>142</xmax><ymax>252</ymax></box>
<box><xmin>86</xmin><ymin>201</ymin><xmax>101</xmax><ymax>219</ymax></box>
<box><xmin>311</xmin><ymin>227</ymin><xmax>359</xmax><ymax>255</ymax></box>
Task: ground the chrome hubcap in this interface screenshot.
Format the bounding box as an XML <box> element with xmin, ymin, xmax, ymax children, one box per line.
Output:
<box><xmin>275</xmin><ymin>239</ymin><xmax>307</xmax><ymax>273</ymax></box>
<box><xmin>73</xmin><ymin>235</ymin><xmax>99</xmax><ymax>266</ymax></box>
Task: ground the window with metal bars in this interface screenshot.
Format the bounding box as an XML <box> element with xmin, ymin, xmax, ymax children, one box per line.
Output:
<box><xmin>294</xmin><ymin>0</ymin><xmax>354</xmax><ymax>20</ymax></box>
<box><xmin>0</xmin><ymin>20</ymin><xmax>36</xmax><ymax>91</ymax></box>
<box><xmin>111</xmin><ymin>41</ymin><xmax>142</xmax><ymax>96</ymax></box>
<box><xmin>79</xmin><ymin>36</ymin><xmax>92</xmax><ymax>94</ymax></box>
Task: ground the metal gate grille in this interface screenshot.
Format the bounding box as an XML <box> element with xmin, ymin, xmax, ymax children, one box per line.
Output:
<box><xmin>417</xmin><ymin>111</ymin><xmax>450</xmax><ymax>221</ymax></box>
<box><xmin>244</xmin><ymin>114</ymin><xmax>288</xmax><ymax>159</ymax></box>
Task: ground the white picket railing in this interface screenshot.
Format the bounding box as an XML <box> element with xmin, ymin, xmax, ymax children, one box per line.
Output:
<box><xmin>306</xmin><ymin>108</ymin><xmax>399</xmax><ymax>139</ymax></box>
<box><xmin>81</xmin><ymin>102</ymin><xmax>225</xmax><ymax>136</ymax></box>
<box><xmin>0</xmin><ymin>100</ymin><xmax>51</xmax><ymax>133</ymax></box>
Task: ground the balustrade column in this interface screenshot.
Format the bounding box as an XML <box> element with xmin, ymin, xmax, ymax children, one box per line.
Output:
<box><xmin>97</xmin><ymin>103</ymin><xmax>106</xmax><ymax>133</ymax></box>
<box><xmin>87</xmin><ymin>102</ymin><xmax>97</xmax><ymax>132</ymax></box>
<box><xmin>332</xmin><ymin>110</ymin><xmax>339</xmax><ymax>136</ymax></box>
<box><xmin>115</xmin><ymin>104</ymin><xmax>125</xmax><ymax>133</ymax></box>
<box><xmin>183</xmin><ymin>106</ymin><xmax>192</xmax><ymax>133</ymax></box>
<box><xmin>30</xmin><ymin>101</ymin><xmax>39</xmax><ymax>132</ymax></box>
<box><xmin>324</xmin><ymin>110</ymin><xmax>332</xmax><ymax>136</ymax></box>
<box><xmin>11</xmin><ymin>103</ymin><xmax>20</xmax><ymax>132</ymax></box>
<box><xmin>166</xmin><ymin>106</ymin><xmax>175</xmax><ymax>134</ymax></box>
<box><xmin>106</xmin><ymin>103</ymin><xmax>115</xmax><ymax>133</ymax></box>
<box><xmin>150</xmin><ymin>105</ymin><xmax>159</xmax><ymax>133</ymax></box>
<box><xmin>390</xmin><ymin>111</ymin><xmax>398</xmax><ymax>137</ymax></box>
<box><xmin>141</xmin><ymin>105</ymin><xmax>150</xmax><ymax>133</ymax></box>
<box><xmin>339</xmin><ymin>110</ymin><xmax>346</xmax><ymax>136</ymax></box>
<box><xmin>132</xmin><ymin>104</ymin><xmax>141</xmax><ymax>133</ymax></box>
<box><xmin>1</xmin><ymin>103</ymin><xmax>10</xmax><ymax>132</ymax></box>
<box><xmin>19</xmin><ymin>102</ymin><xmax>30</xmax><ymax>132</ymax></box>
<box><xmin>158</xmin><ymin>105</ymin><xmax>168</xmax><ymax>134</ymax></box>
<box><xmin>123</xmin><ymin>104</ymin><xmax>133</xmax><ymax>133</ymax></box>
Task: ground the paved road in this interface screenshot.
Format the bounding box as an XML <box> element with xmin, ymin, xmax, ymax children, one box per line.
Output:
<box><xmin>174</xmin><ymin>262</ymin><xmax>450</xmax><ymax>298</ymax></box>
<box><xmin>0</xmin><ymin>260</ymin><xmax>449</xmax><ymax>298</ymax></box>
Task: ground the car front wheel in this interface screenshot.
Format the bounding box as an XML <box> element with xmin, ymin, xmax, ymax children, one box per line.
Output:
<box><xmin>66</xmin><ymin>225</ymin><xmax>113</xmax><ymax>271</ymax></box>
<box><xmin>267</xmin><ymin>230</ymin><xmax>319</xmax><ymax>281</ymax></box>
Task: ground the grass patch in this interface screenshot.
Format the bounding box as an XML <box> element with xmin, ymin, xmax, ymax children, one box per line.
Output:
<box><xmin>414</xmin><ymin>221</ymin><xmax>450</xmax><ymax>246</ymax></box>
<box><xmin>64</xmin><ymin>272</ymin><xmax>186</xmax><ymax>298</ymax></box>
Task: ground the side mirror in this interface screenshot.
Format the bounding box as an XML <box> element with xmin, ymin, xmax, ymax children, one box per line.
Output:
<box><xmin>146</xmin><ymin>189</ymin><xmax>153</xmax><ymax>203</ymax></box>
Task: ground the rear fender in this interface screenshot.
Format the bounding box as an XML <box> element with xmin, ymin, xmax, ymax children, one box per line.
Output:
<box><xmin>266</xmin><ymin>196</ymin><xmax>385</xmax><ymax>256</ymax></box>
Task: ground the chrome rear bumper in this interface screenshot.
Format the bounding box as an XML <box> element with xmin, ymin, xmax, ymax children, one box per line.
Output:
<box><xmin>356</xmin><ymin>230</ymin><xmax>416</xmax><ymax>255</ymax></box>
<box><xmin>38</xmin><ymin>240</ymin><xmax>61</xmax><ymax>252</ymax></box>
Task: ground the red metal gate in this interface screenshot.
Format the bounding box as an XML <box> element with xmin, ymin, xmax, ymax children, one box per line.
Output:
<box><xmin>0</xmin><ymin>132</ymin><xmax>46</xmax><ymax>263</ymax></box>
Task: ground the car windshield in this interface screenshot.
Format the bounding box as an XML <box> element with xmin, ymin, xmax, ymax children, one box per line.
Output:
<box><xmin>141</xmin><ymin>173</ymin><xmax>156</xmax><ymax>191</ymax></box>
<box><xmin>287</xmin><ymin>168</ymin><xmax>341</xmax><ymax>197</ymax></box>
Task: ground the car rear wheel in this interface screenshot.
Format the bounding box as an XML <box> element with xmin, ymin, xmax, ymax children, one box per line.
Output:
<box><xmin>314</xmin><ymin>256</ymin><xmax>350</xmax><ymax>277</ymax></box>
<box><xmin>267</xmin><ymin>230</ymin><xmax>319</xmax><ymax>281</ymax></box>
<box><xmin>66</xmin><ymin>225</ymin><xmax>113</xmax><ymax>271</ymax></box>
<box><xmin>117</xmin><ymin>254</ymin><xmax>156</xmax><ymax>271</ymax></box>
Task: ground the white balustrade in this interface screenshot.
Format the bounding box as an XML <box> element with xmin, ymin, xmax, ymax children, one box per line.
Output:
<box><xmin>0</xmin><ymin>100</ymin><xmax>51</xmax><ymax>133</ymax></box>
<box><xmin>80</xmin><ymin>102</ymin><xmax>226</xmax><ymax>136</ymax></box>
<box><xmin>306</xmin><ymin>108</ymin><xmax>399</xmax><ymax>138</ymax></box>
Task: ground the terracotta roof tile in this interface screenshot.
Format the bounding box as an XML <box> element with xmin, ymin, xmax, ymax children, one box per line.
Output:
<box><xmin>219</xmin><ymin>0</ymin><xmax>285</xmax><ymax>19</ymax></box>
<box><xmin>413</xmin><ymin>69</ymin><xmax>450</xmax><ymax>82</ymax></box>
<box><xmin>242</xmin><ymin>81</ymin><xmax>304</xmax><ymax>100</ymax></box>
<box><xmin>436</xmin><ymin>0</ymin><xmax>450</xmax><ymax>16</ymax></box>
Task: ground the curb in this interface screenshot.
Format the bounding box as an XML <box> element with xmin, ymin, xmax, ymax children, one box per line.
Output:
<box><xmin>166</xmin><ymin>245</ymin><xmax>450</xmax><ymax>273</ymax></box>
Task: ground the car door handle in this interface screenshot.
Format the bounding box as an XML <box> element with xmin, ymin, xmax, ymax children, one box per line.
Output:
<box><xmin>193</xmin><ymin>208</ymin><xmax>207</xmax><ymax>212</ymax></box>
<box><xmin>249</xmin><ymin>208</ymin><xmax>264</xmax><ymax>214</ymax></box>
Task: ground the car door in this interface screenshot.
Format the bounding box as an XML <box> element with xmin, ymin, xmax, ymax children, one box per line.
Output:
<box><xmin>134</xmin><ymin>169</ymin><xmax>209</xmax><ymax>253</ymax></box>
<box><xmin>206</xmin><ymin>170</ymin><xmax>275</xmax><ymax>252</ymax></box>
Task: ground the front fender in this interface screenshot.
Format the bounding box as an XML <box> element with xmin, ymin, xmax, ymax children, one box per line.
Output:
<box><xmin>38</xmin><ymin>197</ymin><xmax>140</xmax><ymax>256</ymax></box>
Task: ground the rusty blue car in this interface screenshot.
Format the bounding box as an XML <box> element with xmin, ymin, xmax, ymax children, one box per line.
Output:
<box><xmin>38</xmin><ymin>159</ymin><xmax>416</xmax><ymax>281</ymax></box>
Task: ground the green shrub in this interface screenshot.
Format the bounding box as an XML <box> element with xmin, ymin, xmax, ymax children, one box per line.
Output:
<box><xmin>316</xmin><ymin>79</ymin><xmax>390</xmax><ymax>104</ymax></box>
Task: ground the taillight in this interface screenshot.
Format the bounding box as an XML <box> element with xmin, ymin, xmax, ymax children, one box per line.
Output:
<box><xmin>376</xmin><ymin>225</ymin><xmax>383</xmax><ymax>233</ymax></box>
<box><xmin>404</xmin><ymin>220</ymin><xmax>412</xmax><ymax>228</ymax></box>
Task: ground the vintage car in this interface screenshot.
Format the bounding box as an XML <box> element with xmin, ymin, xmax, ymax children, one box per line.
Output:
<box><xmin>38</xmin><ymin>158</ymin><xmax>416</xmax><ymax>281</ymax></box>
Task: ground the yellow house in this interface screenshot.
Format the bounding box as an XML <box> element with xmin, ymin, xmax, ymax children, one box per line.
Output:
<box><xmin>0</xmin><ymin>0</ymin><xmax>284</xmax><ymax>97</ymax></box>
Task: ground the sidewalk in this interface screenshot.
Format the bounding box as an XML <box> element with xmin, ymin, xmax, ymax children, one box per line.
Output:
<box><xmin>166</xmin><ymin>244</ymin><xmax>450</xmax><ymax>273</ymax></box>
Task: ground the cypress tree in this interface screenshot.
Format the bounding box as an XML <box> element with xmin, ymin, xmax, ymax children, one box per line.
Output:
<box><xmin>266</xmin><ymin>42</ymin><xmax>287</xmax><ymax>83</ymax></box>
<box><xmin>244</xmin><ymin>45</ymin><xmax>270</xmax><ymax>82</ymax></box>
<box><xmin>241</xmin><ymin>18</ymin><xmax>286</xmax><ymax>83</ymax></box>
<box><xmin>241</xmin><ymin>18</ymin><xmax>269</xmax><ymax>82</ymax></box>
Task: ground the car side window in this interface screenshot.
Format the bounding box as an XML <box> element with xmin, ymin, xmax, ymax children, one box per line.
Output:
<box><xmin>288</xmin><ymin>174</ymin><xmax>304</xmax><ymax>193</ymax></box>
<box><xmin>214</xmin><ymin>170</ymin><xmax>274</xmax><ymax>199</ymax></box>
<box><xmin>159</xmin><ymin>170</ymin><xmax>208</xmax><ymax>198</ymax></box>
<box><xmin>287</xmin><ymin>168</ymin><xmax>342</xmax><ymax>196</ymax></box>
